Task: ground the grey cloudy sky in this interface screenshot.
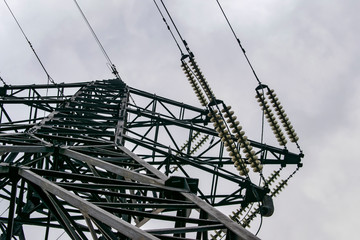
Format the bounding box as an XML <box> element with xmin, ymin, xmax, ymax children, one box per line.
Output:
<box><xmin>1</xmin><ymin>0</ymin><xmax>359</xmax><ymax>239</ymax></box>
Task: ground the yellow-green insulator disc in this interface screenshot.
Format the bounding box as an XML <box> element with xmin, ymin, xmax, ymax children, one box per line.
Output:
<box><xmin>253</xmin><ymin>165</ymin><xmax>263</xmax><ymax>172</ymax></box>
<box><xmin>239</xmin><ymin>167</ymin><xmax>249</xmax><ymax>176</ymax></box>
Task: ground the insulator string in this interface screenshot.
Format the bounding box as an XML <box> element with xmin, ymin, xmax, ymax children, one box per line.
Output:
<box><xmin>0</xmin><ymin>75</ymin><xmax>8</xmax><ymax>86</ymax></box>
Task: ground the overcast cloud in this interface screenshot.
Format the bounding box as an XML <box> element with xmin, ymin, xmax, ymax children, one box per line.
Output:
<box><xmin>1</xmin><ymin>0</ymin><xmax>359</xmax><ymax>239</ymax></box>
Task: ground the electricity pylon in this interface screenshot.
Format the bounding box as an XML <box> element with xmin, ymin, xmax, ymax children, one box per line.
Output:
<box><xmin>0</xmin><ymin>79</ymin><xmax>302</xmax><ymax>239</ymax></box>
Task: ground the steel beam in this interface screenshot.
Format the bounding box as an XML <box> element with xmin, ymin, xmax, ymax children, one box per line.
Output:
<box><xmin>18</xmin><ymin>168</ymin><xmax>160</xmax><ymax>240</ymax></box>
<box><xmin>60</xmin><ymin>148</ymin><xmax>164</xmax><ymax>185</ymax></box>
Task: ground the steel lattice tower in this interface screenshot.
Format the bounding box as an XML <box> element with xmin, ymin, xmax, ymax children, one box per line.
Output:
<box><xmin>0</xmin><ymin>79</ymin><xmax>302</xmax><ymax>239</ymax></box>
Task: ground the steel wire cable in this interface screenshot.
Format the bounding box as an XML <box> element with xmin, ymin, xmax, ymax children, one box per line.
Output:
<box><xmin>153</xmin><ymin>0</ymin><xmax>184</xmax><ymax>55</ymax></box>
<box><xmin>3</xmin><ymin>0</ymin><xmax>56</xmax><ymax>86</ymax></box>
<box><xmin>159</xmin><ymin>0</ymin><xmax>194</xmax><ymax>57</ymax></box>
<box><xmin>0</xmin><ymin>75</ymin><xmax>7</xmax><ymax>86</ymax></box>
<box><xmin>215</xmin><ymin>0</ymin><xmax>262</xmax><ymax>85</ymax></box>
<box><xmin>72</xmin><ymin>0</ymin><xmax>121</xmax><ymax>80</ymax></box>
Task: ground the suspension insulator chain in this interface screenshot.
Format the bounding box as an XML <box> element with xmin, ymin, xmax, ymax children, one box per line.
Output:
<box><xmin>181</xmin><ymin>61</ymin><xmax>208</xmax><ymax>106</ymax></box>
<box><xmin>256</xmin><ymin>90</ymin><xmax>287</xmax><ymax>147</ymax></box>
<box><xmin>181</xmin><ymin>57</ymin><xmax>250</xmax><ymax>176</ymax></box>
<box><xmin>208</xmin><ymin>108</ymin><xmax>249</xmax><ymax>176</ymax></box>
<box><xmin>221</xmin><ymin>104</ymin><xmax>263</xmax><ymax>173</ymax></box>
<box><xmin>172</xmin><ymin>131</ymin><xmax>209</xmax><ymax>172</ymax></box>
<box><xmin>241</xmin><ymin>206</ymin><xmax>260</xmax><ymax>228</ymax></box>
<box><xmin>271</xmin><ymin>165</ymin><xmax>300</xmax><ymax>197</ymax></box>
<box><xmin>271</xmin><ymin>179</ymin><xmax>288</xmax><ymax>197</ymax></box>
<box><xmin>236</xmin><ymin>167</ymin><xmax>299</xmax><ymax>228</ymax></box>
<box><xmin>227</xmin><ymin>170</ymin><xmax>282</xmax><ymax>228</ymax></box>
<box><xmin>181</xmin><ymin>57</ymin><xmax>265</xmax><ymax>175</ymax></box>
<box><xmin>265</xmin><ymin>87</ymin><xmax>302</xmax><ymax>151</ymax></box>
<box><xmin>179</xmin><ymin>131</ymin><xmax>201</xmax><ymax>153</ymax></box>
<box><xmin>188</xmin><ymin>58</ymin><xmax>215</xmax><ymax>101</ymax></box>
<box><xmin>230</xmin><ymin>204</ymin><xmax>252</xmax><ymax>223</ymax></box>
<box><xmin>189</xmin><ymin>134</ymin><xmax>209</xmax><ymax>155</ymax></box>
<box><xmin>210</xmin><ymin>229</ymin><xmax>225</xmax><ymax>240</ymax></box>
<box><xmin>263</xmin><ymin>168</ymin><xmax>282</xmax><ymax>188</ymax></box>
<box><xmin>224</xmin><ymin>168</ymin><xmax>287</xmax><ymax>230</ymax></box>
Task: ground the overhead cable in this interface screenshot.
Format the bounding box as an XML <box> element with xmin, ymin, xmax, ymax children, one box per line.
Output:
<box><xmin>153</xmin><ymin>0</ymin><xmax>184</xmax><ymax>55</ymax></box>
<box><xmin>72</xmin><ymin>0</ymin><xmax>121</xmax><ymax>80</ymax></box>
<box><xmin>159</xmin><ymin>0</ymin><xmax>194</xmax><ymax>57</ymax></box>
<box><xmin>3</xmin><ymin>0</ymin><xmax>56</xmax><ymax>85</ymax></box>
<box><xmin>215</xmin><ymin>0</ymin><xmax>262</xmax><ymax>85</ymax></box>
<box><xmin>0</xmin><ymin>75</ymin><xmax>7</xmax><ymax>86</ymax></box>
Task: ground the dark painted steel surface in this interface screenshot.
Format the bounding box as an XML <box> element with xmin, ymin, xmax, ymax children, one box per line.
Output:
<box><xmin>0</xmin><ymin>79</ymin><xmax>301</xmax><ymax>239</ymax></box>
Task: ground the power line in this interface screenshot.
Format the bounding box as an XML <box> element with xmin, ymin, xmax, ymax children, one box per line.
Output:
<box><xmin>153</xmin><ymin>0</ymin><xmax>184</xmax><ymax>55</ymax></box>
<box><xmin>3</xmin><ymin>0</ymin><xmax>56</xmax><ymax>86</ymax></box>
<box><xmin>215</xmin><ymin>0</ymin><xmax>262</xmax><ymax>85</ymax></box>
<box><xmin>158</xmin><ymin>0</ymin><xmax>194</xmax><ymax>57</ymax></box>
<box><xmin>0</xmin><ymin>75</ymin><xmax>7</xmax><ymax>86</ymax></box>
<box><xmin>72</xmin><ymin>0</ymin><xmax>121</xmax><ymax>80</ymax></box>
<box><xmin>55</xmin><ymin>231</ymin><xmax>66</xmax><ymax>240</ymax></box>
